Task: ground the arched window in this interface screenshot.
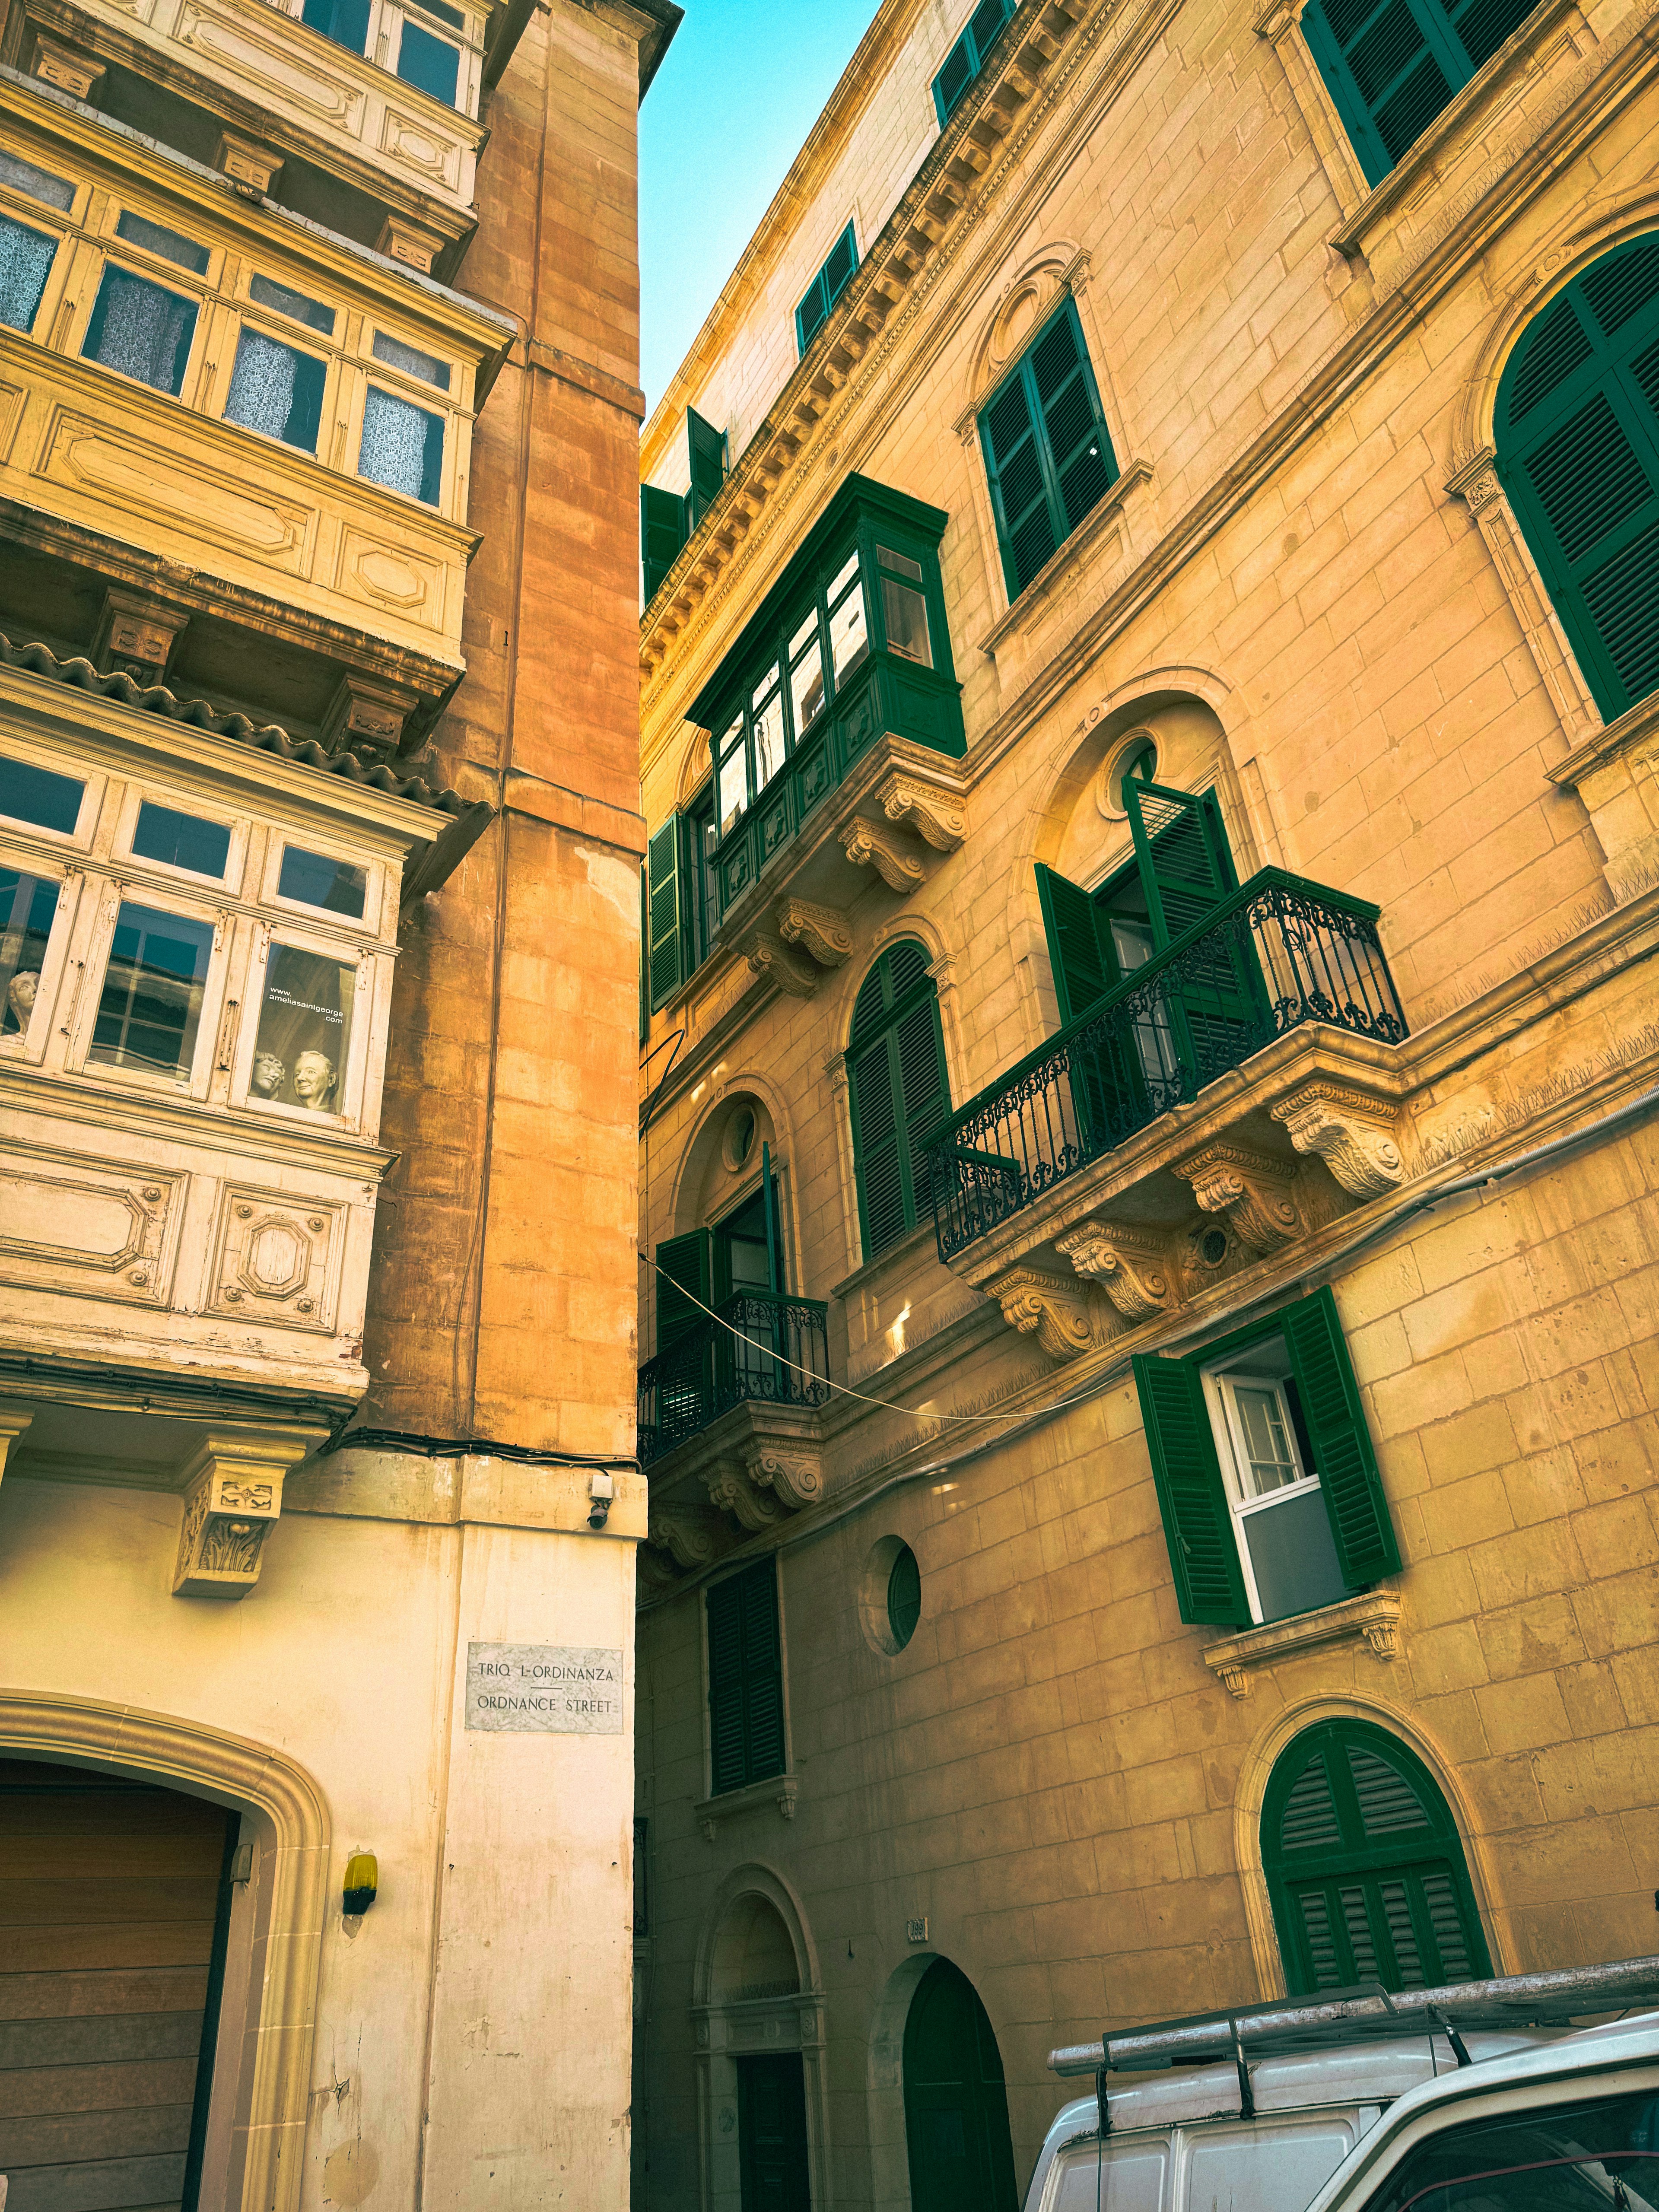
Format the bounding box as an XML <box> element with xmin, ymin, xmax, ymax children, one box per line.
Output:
<box><xmin>1301</xmin><ymin>0</ymin><xmax>1538</xmax><ymax>188</ymax></box>
<box><xmin>1263</xmin><ymin>1721</ymin><xmax>1491</xmax><ymax>1996</ymax></box>
<box><xmin>903</xmin><ymin>1958</ymin><xmax>1018</xmax><ymax>2212</ymax></box>
<box><xmin>1496</xmin><ymin>233</ymin><xmax>1659</xmax><ymax>722</ymax></box>
<box><xmin>848</xmin><ymin>940</ymin><xmax>950</xmax><ymax>1261</ymax></box>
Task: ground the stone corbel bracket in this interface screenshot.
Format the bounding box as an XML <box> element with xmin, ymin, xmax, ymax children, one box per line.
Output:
<box><xmin>986</xmin><ymin>1265</ymin><xmax>1098</xmax><ymax>1362</ymax></box>
<box><xmin>775</xmin><ymin>897</ymin><xmax>853</xmax><ymax>968</ymax></box>
<box><xmin>701</xmin><ymin>1459</ymin><xmax>786</xmax><ymax>1532</ymax></box>
<box><xmin>839</xmin><ymin>814</ymin><xmax>927</xmax><ymax>893</ymax></box>
<box><xmin>1174</xmin><ymin>1142</ymin><xmax>1303</xmax><ymax>1255</ymax></box>
<box><xmin>745</xmin><ymin>1444</ymin><xmax>823</xmax><ymax>1512</ymax></box>
<box><xmin>1201</xmin><ymin>1590</ymin><xmax>1403</xmax><ymax>1698</ymax></box>
<box><xmin>1270</xmin><ymin>1080</ymin><xmax>1405</xmax><ymax>1198</ymax></box>
<box><xmin>875</xmin><ymin>769</ymin><xmax>966</xmax><ymax>852</ymax></box>
<box><xmin>173</xmin><ymin>1424</ymin><xmax>327</xmax><ymax>1600</ymax></box>
<box><xmin>647</xmin><ymin>1505</ymin><xmax>726</xmax><ymax>1571</ymax></box>
<box><xmin>1054</xmin><ymin>1218</ymin><xmax>1179</xmax><ymax>1320</ymax></box>
<box><xmin>747</xmin><ymin>931</ymin><xmax>822</xmax><ymax>998</ymax></box>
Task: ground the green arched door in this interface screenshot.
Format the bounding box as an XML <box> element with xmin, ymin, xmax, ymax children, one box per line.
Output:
<box><xmin>903</xmin><ymin>1958</ymin><xmax>1018</xmax><ymax>2212</ymax></box>
<box><xmin>1264</xmin><ymin>1720</ymin><xmax>1492</xmax><ymax>1995</ymax></box>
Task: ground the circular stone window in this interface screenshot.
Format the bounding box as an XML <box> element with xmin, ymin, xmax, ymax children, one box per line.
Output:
<box><xmin>860</xmin><ymin>1535</ymin><xmax>922</xmax><ymax>1656</ymax></box>
<box><xmin>723</xmin><ymin>1106</ymin><xmax>757</xmax><ymax>1171</ymax></box>
<box><xmin>1096</xmin><ymin>731</ymin><xmax>1160</xmax><ymax>819</ymax></box>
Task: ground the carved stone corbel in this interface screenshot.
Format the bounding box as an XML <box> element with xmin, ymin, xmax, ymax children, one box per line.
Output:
<box><xmin>29</xmin><ymin>30</ymin><xmax>105</xmax><ymax>96</ymax></box>
<box><xmin>1173</xmin><ymin>1143</ymin><xmax>1302</xmax><ymax>1255</ymax></box>
<box><xmin>1270</xmin><ymin>1081</ymin><xmax>1405</xmax><ymax>1198</ymax></box>
<box><xmin>319</xmin><ymin>673</ymin><xmax>419</xmax><ymax>761</ymax></box>
<box><xmin>877</xmin><ymin>773</ymin><xmax>966</xmax><ymax>852</ymax></box>
<box><xmin>986</xmin><ymin>1266</ymin><xmax>1096</xmax><ymax>1362</ymax></box>
<box><xmin>1054</xmin><ymin>1219</ymin><xmax>1179</xmax><ymax>1320</ymax></box>
<box><xmin>747</xmin><ymin>934</ymin><xmax>821</xmax><ymax>998</ymax></box>
<box><xmin>701</xmin><ymin>1462</ymin><xmax>785</xmax><ymax>1531</ymax></box>
<box><xmin>172</xmin><ymin>1427</ymin><xmax>325</xmax><ymax>1600</ymax></box>
<box><xmin>775</xmin><ymin>898</ymin><xmax>853</xmax><ymax>967</ymax></box>
<box><xmin>839</xmin><ymin>816</ymin><xmax>926</xmax><ymax>893</ymax></box>
<box><xmin>647</xmin><ymin>1506</ymin><xmax>725</xmax><ymax>1570</ymax></box>
<box><xmin>746</xmin><ymin>1446</ymin><xmax>823</xmax><ymax>1513</ymax></box>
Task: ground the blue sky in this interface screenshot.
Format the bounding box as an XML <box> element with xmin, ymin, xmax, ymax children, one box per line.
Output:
<box><xmin>639</xmin><ymin>0</ymin><xmax>881</xmax><ymax>415</ymax></box>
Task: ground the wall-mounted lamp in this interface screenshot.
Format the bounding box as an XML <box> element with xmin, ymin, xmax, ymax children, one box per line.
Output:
<box><xmin>343</xmin><ymin>1852</ymin><xmax>378</xmax><ymax>1916</ymax></box>
<box><xmin>588</xmin><ymin>1470</ymin><xmax>614</xmax><ymax>1529</ymax></box>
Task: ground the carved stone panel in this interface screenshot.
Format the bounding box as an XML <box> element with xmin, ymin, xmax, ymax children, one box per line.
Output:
<box><xmin>0</xmin><ymin>1146</ymin><xmax>183</xmax><ymax>1305</ymax></box>
<box><xmin>172</xmin><ymin>1424</ymin><xmax>326</xmax><ymax>1600</ymax></box>
<box><xmin>207</xmin><ymin>1187</ymin><xmax>343</xmax><ymax>1331</ymax></box>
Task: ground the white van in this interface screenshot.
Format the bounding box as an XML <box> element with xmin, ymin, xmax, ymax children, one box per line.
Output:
<box><xmin>1026</xmin><ymin>1958</ymin><xmax>1659</xmax><ymax>2212</ymax></box>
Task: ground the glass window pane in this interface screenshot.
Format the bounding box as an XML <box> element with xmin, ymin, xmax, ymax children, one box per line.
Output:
<box><xmin>1233</xmin><ymin>1381</ymin><xmax>1299</xmax><ymax>1495</ymax></box>
<box><xmin>396</xmin><ymin>19</ymin><xmax>461</xmax><ymax>104</ymax></box>
<box><xmin>0</xmin><ymin>151</ymin><xmax>74</xmax><ymax>211</ymax></box>
<box><xmin>716</xmin><ymin>718</ymin><xmax>746</xmax><ymax>836</ymax></box>
<box><xmin>877</xmin><ymin>544</ymin><xmax>924</xmax><ymax>582</ymax></box>
<box><xmin>410</xmin><ymin>0</ymin><xmax>464</xmax><ymax>24</ymax></box>
<box><xmin>0</xmin><ymin>213</ymin><xmax>56</xmax><ymax>334</ymax></box>
<box><xmin>1242</xmin><ymin>1485</ymin><xmax>1346</xmax><ymax>1620</ymax></box>
<box><xmin>252</xmin><ymin>945</ymin><xmax>356</xmax><ymax>1112</ymax></box>
<box><xmin>301</xmin><ymin>0</ymin><xmax>370</xmax><ymax>51</ymax></box>
<box><xmin>881</xmin><ymin>574</ymin><xmax>932</xmax><ymax>666</ymax></box>
<box><xmin>0</xmin><ymin>753</ymin><xmax>83</xmax><ymax>833</ymax></box>
<box><xmin>131</xmin><ymin>801</ymin><xmax>230</xmax><ymax>879</ymax></box>
<box><xmin>224</xmin><ymin>327</ymin><xmax>326</xmax><ymax>452</ymax></box>
<box><xmin>828</xmin><ymin>564</ymin><xmax>869</xmax><ymax>683</ymax></box>
<box><xmin>359</xmin><ymin>386</ymin><xmax>445</xmax><ymax>505</ymax></box>
<box><xmin>752</xmin><ymin>676</ymin><xmax>785</xmax><ymax>792</ymax></box>
<box><xmin>248</xmin><ymin>271</ymin><xmax>335</xmax><ymax>337</ymax></box>
<box><xmin>83</xmin><ymin>267</ymin><xmax>198</xmax><ymax>396</ymax></box>
<box><xmin>372</xmin><ymin>329</ymin><xmax>451</xmax><ymax>391</ymax></box>
<box><xmin>89</xmin><ymin>901</ymin><xmax>213</xmax><ymax>1079</ymax></box>
<box><xmin>788</xmin><ymin>615</ymin><xmax>826</xmax><ymax>737</ymax></box>
<box><xmin>1</xmin><ymin>867</ymin><xmax>60</xmax><ymax>1038</ymax></box>
<box><xmin>278</xmin><ymin>845</ymin><xmax>368</xmax><ymax>919</ymax></box>
<box><xmin>114</xmin><ymin>210</ymin><xmax>209</xmax><ymax>275</ymax></box>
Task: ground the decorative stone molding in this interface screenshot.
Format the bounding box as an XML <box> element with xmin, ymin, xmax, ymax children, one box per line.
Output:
<box><xmin>208</xmin><ymin>1192</ymin><xmax>343</xmax><ymax>1332</ymax></box>
<box><xmin>877</xmin><ymin>772</ymin><xmax>966</xmax><ymax>852</ymax></box>
<box><xmin>986</xmin><ymin>1265</ymin><xmax>1096</xmax><ymax>1361</ymax></box>
<box><xmin>1174</xmin><ymin>1142</ymin><xmax>1303</xmax><ymax>1254</ymax></box>
<box><xmin>1054</xmin><ymin>1218</ymin><xmax>1178</xmax><ymax>1319</ymax></box>
<box><xmin>775</xmin><ymin>898</ymin><xmax>853</xmax><ymax>967</ymax></box>
<box><xmin>1201</xmin><ymin>1590</ymin><xmax>1403</xmax><ymax>1698</ymax></box>
<box><xmin>214</xmin><ymin>128</ymin><xmax>284</xmax><ymax>195</ymax></box>
<box><xmin>647</xmin><ymin>1506</ymin><xmax>725</xmax><ymax>1570</ymax></box>
<box><xmin>375</xmin><ymin>213</ymin><xmax>446</xmax><ymax>276</ymax></box>
<box><xmin>745</xmin><ymin>1445</ymin><xmax>823</xmax><ymax>1512</ymax></box>
<box><xmin>747</xmin><ymin>933</ymin><xmax>821</xmax><ymax>998</ymax></box>
<box><xmin>172</xmin><ymin>1426</ymin><xmax>326</xmax><ymax>1600</ymax></box>
<box><xmin>28</xmin><ymin>29</ymin><xmax>105</xmax><ymax>96</ymax></box>
<box><xmin>91</xmin><ymin>590</ymin><xmax>189</xmax><ymax>681</ymax></box>
<box><xmin>0</xmin><ymin>1401</ymin><xmax>34</xmax><ymax>1488</ymax></box>
<box><xmin>838</xmin><ymin>815</ymin><xmax>926</xmax><ymax>893</ymax></box>
<box><xmin>700</xmin><ymin>1461</ymin><xmax>785</xmax><ymax>1532</ymax></box>
<box><xmin>694</xmin><ymin>1773</ymin><xmax>799</xmax><ymax>1840</ymax></box>
<box><xmin>1271</xmin><ymin>1081</ymin><xmax>1405</xmax><ymax>1198</ymax></box>
<box><xmin>319</xmin><ymin>673</ymin><xmax>418</xmax><ymax>761</ymax></box>
<box><xmin>1547</xmin><ymin>692</ymin><xmax>1659</xmax><ymax>906</ymax></box>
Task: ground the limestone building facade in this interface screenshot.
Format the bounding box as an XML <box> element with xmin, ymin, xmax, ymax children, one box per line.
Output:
<box><xmin>0</xmin><ymin>0</ymin><xmax>676</xmax><ymax>2205</ymax></box>
<box><xmin>633</xmin><ymin>0</ymin><xmax>1659</xmax><ymax>2205</ymax></box>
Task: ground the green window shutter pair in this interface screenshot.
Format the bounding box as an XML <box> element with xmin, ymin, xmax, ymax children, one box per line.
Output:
<box><xmin>1264</xmin><ymin>1720</ymin><xmax>1492</xmax><ymax>1994</ymax></box>
<box><xmin>795</xmin><ymin>223</ymin><xmax>858</xmax><ymax>355</ymax></box>
<box><xmin>1301</xmin><ymin>0</ymin><xmax>1537</xmax><ymax>188</ymax></box>
<box><xmin>979</xmin><ymin>298</ymin><xmax>1117</xmax><ymax>602</ymax></box>
<box><xmin>931</xmin><ymin>0</ymin><xmax>1017</xmax><ymax>125</ymax></box>
<box><xmin>655</xmin><ymin>1227</ymin><xmax>710</xmax><ymax>1351</ymax></box>
<box><xmin>645</xmin><ymin>815</ymin><xmax>693</xmax><ymax>1011</ymax></box>
<box><xmin>1497</xmin><ymin>233</ymin><xmax>1659</xmax><ymax>722</ymax></box>
<box><xmin>848</xmin><ymin>941</ymin><xmax>951</xmax><ymax>1262</ymax></box>
<box><xmin>707</xmin><ymin>1557</ymin><xmax>785</xmax><ymax>1795</ymax></box>
<box><xmin>642</xmin><ymin>407</ymin><xmax>729</xmax><ymax>595</ymax></box>
<box><xmin>1132</xmin><ymin>1287</ymin><xmax>1401</xmax><ymax>1627</ymax></box>
<box><xmin>686</xmin><ymin>405</ymin><xmax>727</xmax><ymax>529</ymax></box>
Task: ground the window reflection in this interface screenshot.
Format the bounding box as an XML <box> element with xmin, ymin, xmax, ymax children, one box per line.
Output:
<box><xmin>752</xmin><ymin>675</ymin><xmax>786</xmax><ymax>793</ymax></box>
<box><xmin>881</xmin><ymin>574</ymin><xmax>931</xmax><ymax>665</ymax></box>
<box><xmin>132</xmin><ymin>801</ymin><xmax>231</xmax><ymax>879</ymax></box>
<box><xmin>827</xmin><ymin>553</ymin><xmax>868</xmax><ymax>682</ymax></box>
<box><xmin>0</xmin><ymin>753</ymin><xmax>83</xmax><ymax>834</ymax></box>
<box><xmin>278</xmin><ymin>845</ymin><xmax>368</xmax><ymax>919</ymax></box>
<box><xmin>1</xmin><ymin>868</ymin><xmax>57</xmax><ymax>1038</ymax></box>
<box><xmin>251</xmin><ymin>946</ymin><xmax>355</xmax><ymax>1115</ymax></box>
<box><xmin>788</xmin><ymin>612</ymin><xmax>826</xmax><ymax>737</ymax></box>
<box><xmin>89</xmin><ymin>902</ymin><xmax>213</xmax><ymax>1080</ymax></box>
<box><xmin>717</xmin><ymin>718</ymin><xmax>746</xmax><ymax>836</ymax></box>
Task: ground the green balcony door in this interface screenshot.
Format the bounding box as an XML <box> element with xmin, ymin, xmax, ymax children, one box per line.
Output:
<box><xmin>736</xmin><ymin>2053</ymin><xmax>811</xmax><ymax>2211</ymax></box>
<box><xmin>903</xmin><ymin>1959</ymin><xmax>1018</xmax><ymax>2212</ymax></box>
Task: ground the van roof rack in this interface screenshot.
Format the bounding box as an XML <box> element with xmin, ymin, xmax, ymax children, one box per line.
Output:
<box><xmin>1048</xmin><ymin>1955</ymin><xmax>1659</xmax><ymax>2081</ymax></box>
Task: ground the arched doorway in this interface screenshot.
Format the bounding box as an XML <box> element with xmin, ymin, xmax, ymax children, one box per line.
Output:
<box><xmin>902</xmin><ymin>1958</ymin><xmax>1017</xmax><ymax>2212</ymax></box>
<box><xmin>1263</xmin><ymin>1719</ymin><xmax>1492</xmax><ymax>1994</ymax></box>
<box><xmin>0</xmin><ymin>1754</ymin><xmax>240</xmax><ymax>2210</ymax></box>
<box><xmin>695</xmin><ymin>1874</ymin><xmax>826</xmax><ymax>2212</ymax></box>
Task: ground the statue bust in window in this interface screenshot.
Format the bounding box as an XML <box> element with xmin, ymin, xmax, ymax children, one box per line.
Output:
<box><xmin>291</xmin><ymin>1049</ymin><xmax>338</xmax><ymax>1113</ymax></box>
<box><xmin>5</xmin><ymin>969</ymin><xmax>38</xmax><ymax>1033</ymax></box>
<box><xmin>250</xmin><ymin>1050</ymin><xmax>286</xmax><ymax>1099</ymax></box>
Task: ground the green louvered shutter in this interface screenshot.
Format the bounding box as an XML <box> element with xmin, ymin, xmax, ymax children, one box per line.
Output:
<box><xmin>981</xmin><ymin>362</ymin><xmax>1055</xmax><ymax>600</ymax></box>
<box><xmin>896</xmin><ymin>994</ymin><xmax>950</xmax><ymax>1234</ymax></box>
<box><xmin>1122</xmin><ymin>780</ymin><xmax>1236</xmax><ymax>946</ymax></box>
<box><xmin>1498</xmin><ymin>234</ymin><xmax>1659</xmax><ymax>721</ymax></box>
<box><xmin>1303</xmin><ymin>0</ymin><xmax>1539</xmax><ymax>188</ymax></box>
<box><xmin>646</xmin><ymin>815</ymin><xmax>686</xmax><ymax>1011</ymax></box>
<box><xmin>1132</xmin><ymin>1353</ymin><xmax>1250</xmax><ymax>1626</ymax></box>
<box><xmin>1035</xmin><ymin>862</ymin><xmax>1112</xmax><ymax>1025</ymax></box>
<box><xmin>686</xmin><ymin>406</ymin><xmax>727</xmax><ymax>529</ymax></box>
<box><xmin>707</xmin><ymin>1559</ymin><xmax>784</xmax><ymax>1795</ymax></box>
<box><xmin>641</xmin><ymin>483</ymin><xmax>687</xmax><ymax>601</ymax></box>
<box><xmin>849</xmin><ymin>943</ymin><xmax>948</xmax><ymax>1261</ymax></box>
<box><xmin>655</xmin><ymin>1228</ymin><xmax>710</xmax><ymax>1351</ymax></box>
<box><xmin>850</xmin><ymin>1029</ymin><xmax>905</xmax><ymax>1259</ymax></box>
<box><xmin>638</xmin><ymin>862</ymin><xmax>648</xmax><ymax>1042</ymax></box>
<box><xmin>1281</xmin><ymin>1287</ymin><xmax>1402</xmax><ymax>1589</ymax></box>
<box><xmin>795</xmin><ymin>224</ymin><xmax>858</xmax><ymax>353</ymax></box>
<box><xmin>1031</xmin><ymin>305</ymin><xmax>1115</xmax><ymax>537</ymax></box>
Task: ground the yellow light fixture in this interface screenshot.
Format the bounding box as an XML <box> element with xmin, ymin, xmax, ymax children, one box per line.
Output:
<box><xmin>343</xmin><ymin>1852</ymin><xmax>378</xmax><ymax>1914</ymax></box>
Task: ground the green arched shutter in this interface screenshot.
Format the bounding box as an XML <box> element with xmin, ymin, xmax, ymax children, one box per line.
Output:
<box><xmin>903</xmin><ymin>1959</ymin><xmax>1018</xmax><ymax>2212</ymax></box>
<box><xmin>848</xmin><ymin>943</ymin><xmax>950</xmax><ymax>1262</ymax></box>
<box><xmin>1497</xmin><ymin>234</ymin><xmax>1659</xmax><ymax>721</ymax></box>
<box><xmin>1264</xmin><ymin>1721</ymin><xmax>1491</xmax><ymax>1995</ymax></box>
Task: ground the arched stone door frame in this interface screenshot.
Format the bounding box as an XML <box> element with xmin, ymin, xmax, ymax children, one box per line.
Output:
<box><xmin>0</xmin><ymin>1686</ymin><xmax>330</xmax><ymax>2212</ymax></box>
<box><xmin>692</xmin><ymin>1862</ymin><xmax>828</xmax><ymax>2210</ymax></box>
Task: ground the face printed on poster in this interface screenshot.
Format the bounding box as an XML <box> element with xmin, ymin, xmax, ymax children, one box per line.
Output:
<box><xmin>251</xmin><ymin>946</ymin><xmax>353</xmax><ymax>1114</ymax></box>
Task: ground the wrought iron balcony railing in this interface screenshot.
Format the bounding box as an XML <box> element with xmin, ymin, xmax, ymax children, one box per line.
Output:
<box><xmin>637</xmin><ymin>1291</ymin><xmax>831</xmax><ymax>1467</ymax></box>
<box><xmin>927</xmin><ymin>870</ymin><xmax>1408</xmax><ymax>1260</ymax></box>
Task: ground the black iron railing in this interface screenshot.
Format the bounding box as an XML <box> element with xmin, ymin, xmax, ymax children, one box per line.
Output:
<box><xmin>636</xmin><ymin>1290</ymin><xmax>831</xmax><ymax>1466</ymax></box>
<box><xmin>927</xmin><ymin>869</ymin><xmax>1407</xmax><ymax>1260</ymax></box>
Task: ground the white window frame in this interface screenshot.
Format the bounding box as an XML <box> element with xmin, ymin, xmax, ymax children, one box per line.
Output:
<box><xmin>233</xmin><ymin>918</ymin><xmax>375</xmax><ymax>1130</ymax></box>
<box><xmin>0</xmin><ymin>740</ymin><xmax>102</xmax><ymax>850</ymax></box>
<box><xmin>115</xmin><ymin>781</ymin><xmax>250</xmax><ymax>897</ymax></box>
<box><xmin>66</xmin><ymin>879</ymin><xmax>230</xmax><ymax>1099</ymax></box>
<box><xmin>260</xmin><ymin>833</ymin><xmax>385</xmax><ymax>938</ymax></box>
<box><xmin>1201</xmin><ymin>1344</ymin><xmax>1328</xmax><ymax>1626</ymax></box>
<box><xmin>0</xmin><ymin>848</ymin><xmax>83</xmax><ymax>1066</ymax></box>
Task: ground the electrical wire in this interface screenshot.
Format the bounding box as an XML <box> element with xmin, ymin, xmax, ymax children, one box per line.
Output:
<box><xmin>321</xmin><ymin>1425</ymin><xmax>636</xmax><ymax>1469</ymax></box>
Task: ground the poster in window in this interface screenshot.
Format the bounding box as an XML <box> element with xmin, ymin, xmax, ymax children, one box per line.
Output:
<box><xmin>252</xmin><ymin>945</ymin><xmax>355</xmax><ymax>1114</ymax></box>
